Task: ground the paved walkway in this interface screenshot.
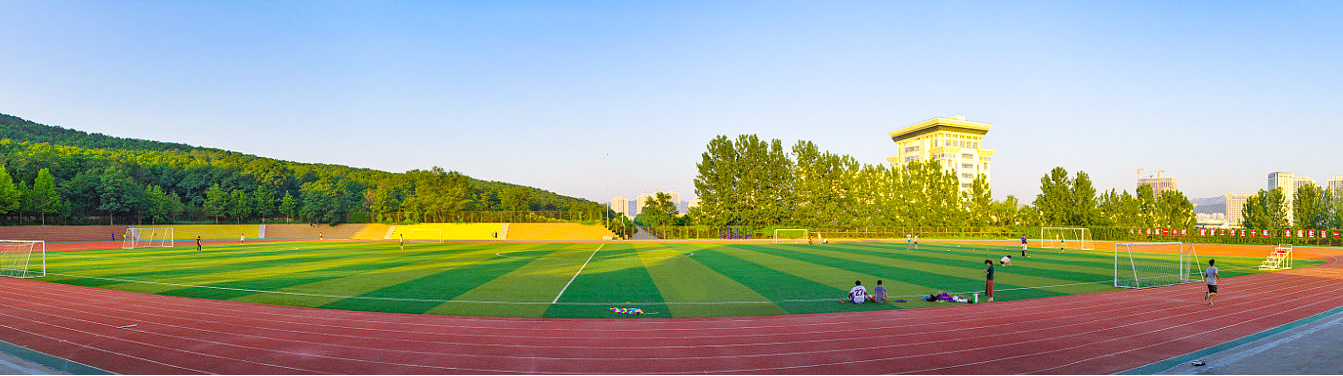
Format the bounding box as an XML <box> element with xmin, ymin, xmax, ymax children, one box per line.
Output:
<box><xmin>1158</xmin><ymin>308</ymin><xmax>1343</xmax><ymax>374</ymax></box>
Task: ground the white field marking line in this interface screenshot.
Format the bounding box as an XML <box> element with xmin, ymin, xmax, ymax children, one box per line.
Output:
<box><xmin>32</xmin><ymin>256</ymin><xmax>1319</xmax><ymax>327</ymax></box>
<box><xmin>1020</xmin><ymin>286</ymin><xmax>1343</xmax><ymax>374</ymax></box>
<box><xmin>0</xmin><ymin>305</ymin><xmax>508</xmax><ymax>375</ymax></box>
<box><xmin>0</xmin><ymin>323</ymin><xmax>203</xmax><ymax>374</ymax></box>
<box><xmin>893</xmin><ymin>278</ymin><xmax>1343</xmax><ymax>375</ymax></box>
<box><xmin>0</xmin><ymin>285</ymin><xmax>1167</xmax><ymax>356</ymax></box>
<box><xmin>10</xmin><ymin>271</ymin><xmax>1321</xmax><ymax>351</ymax></box>
<box><xmin>695</xmin><ymin>275</ymin><xmax>1343</xmax><ymax>374</ymax></box>
<box><xmin>551</xmin><ymin>244</ymin><xmax>603</xmax><ymax>304</ymax></box>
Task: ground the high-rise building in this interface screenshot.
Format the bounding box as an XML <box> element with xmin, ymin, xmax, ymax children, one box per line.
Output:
<box><xmin>1138</xmin><ymin>177</ymin><xmax>1179</xmax><ymax>196</ymax></box>
<box><xmin>666</xmin><ymin>190</ymin><xmax>682</xmax><ymax>212</ymax></box>
<box><xmin>1295</xmin><ymin>176</ymin><xmax>1317</xmax><ymax>189</ymax></box>
<box><xmin>1330</xmin><ymin>176</ymin><xmax>1343</xmax><ymax>193</ymax></box>
<box><xmin>635</xmin><ymin>192</ymin><xmax>653</xmax><ymax>216</ymax></box>
<box><xmin>1224</xmin><ymin>193</ymin><xmax>1251</xmax><ymax>227</ymax></box>
<box><xmin>609</xmin><ymin>195</ymin><xmax>629</xmax><ymax>218</ymax></box>
<box><xmin>1268</xmin><ymin>172</ymin><xmax>1295</xmax><ymax>224</ymax></box>
<box><xmin>886</xmin><ymin>116</ymin><xmax>994</xmax><ymax>191</ymax></box>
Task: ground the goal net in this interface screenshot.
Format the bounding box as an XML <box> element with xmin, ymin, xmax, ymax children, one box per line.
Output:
<box><xmin>1258</xmin><ymin>244</ymin><xmax>1293</xmax><ymax>270</ymax></box>
<box><xmin>406</xmin><ymin>229</ymin><xmax>443</xmax><ymax>243</ymax></box>
<box><xmin>1041</xmin><ymin>227</ymin><xmax>1091</xmax><ymax>250</ymax></box>
<box><xmin>0</xmin><ymin>240</ymin><xmax>45</xmax><ymax>278</ymax></box>
<box><xmin>123</xmin><ymin>227</ymin><xmax>174</xmax><ymax>249</ymax></box>
<box><xmin>773</xmin><ymin>229</ymin><xmax>809</xmax><ymax>244</ymax></box>
<box><xmin>1114</xmin><ymin>242</ymin><xmax>1200</xmax><ymax>289</ymax></box>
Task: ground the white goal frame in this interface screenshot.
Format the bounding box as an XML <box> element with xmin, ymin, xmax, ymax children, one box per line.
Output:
<box><xmin>0</xmin><ymin>240</ymin><xmax>45</xmax><ymax>279</ymax></box>
<box><xmin>773</xmin><ymin>229</ymin><xmax>809</xmax><ymax>244</ymax></box>
<box><xmin>1041</xmin><ymin>227</ymin><xmax>1091</xmax><ymax>250</ymax></box>
<box><xmin>123</xmin><ymin>227</ymin><xmax>174</xmax><ymax>249</ymax></box>
<box><xmin>1114</xmin><ymin>242</ymin><xmax>1201</xmax><ymax>289</ymax></box>
<box><xmin>407</xmin><ymin>229</ymin><xmax>444</xmax><ymax>243</ymax></box>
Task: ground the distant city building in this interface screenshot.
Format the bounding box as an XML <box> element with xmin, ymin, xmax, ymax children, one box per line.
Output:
<box><xmin>1138</xmin><ymin>177</ymin><xmax>1179</xmax><ymax>196</ymax></box>
<box><xmin>886</xmin><ymin>116</ymin><xmax>994</xmax><ymax>191</ymax></box>
<box><xmin>609</xmin><ymin>195</ymin><xmax>629</xmax><ymax>218</ymax></box>
<box><xmin>688</xmin><ymin>197</ymin><xmax>701</xmax><ymax>209</ymax></box>
<box><xmin>666</xmin><ymin>190</ymin><xmax>682</xmax><ymax>213</ymax></box>
<box><xmin>1195</xmin><ymin>213</ymin><xmax>1228</xmax><ymax>228</ymax></box>
<box><xmin>635</xmin><ymin>192</ymin><xmax>652</xmax><ymax>216</ymax></box>
<box><xmin>1295</xmin><ymin>176</ymin><xmax>1317</xmax><ymax>189</ymax></box>
<box><xmin>1224</xmin><ymin>193</ymin><xmax>1251</xmax><ymax>227</ymax></box>
<box><xmin>1330</xmin><ymin>176</ymin><xmax>1343</xmax><ymax>193</ymax></box>
<box><xmin>1268</xmin><ymin>172</ymin><xmax>1296</xmax><ymax>225</ymax></box>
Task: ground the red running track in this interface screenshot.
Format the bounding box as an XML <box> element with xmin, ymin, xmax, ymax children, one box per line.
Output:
<box><xmin>0</xmin><ymin>249</ymin><xmax>1341</xmax><ymax>374</ymax></box>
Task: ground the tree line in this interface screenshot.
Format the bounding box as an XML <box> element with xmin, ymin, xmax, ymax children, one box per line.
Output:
<box><xmin>1241</xmin><ymin>184</ymin><xmax>1343</xmax><ymax>230</ymax></box>
<box><xmin>0</xmin><ymin>113</ymin><xmax>607</xmax><ymax>225</ymax></box>
<box><xmin>688</xmin><ymin>134</ymin><xmax>1198</xmax><ymax>230</ymax></box>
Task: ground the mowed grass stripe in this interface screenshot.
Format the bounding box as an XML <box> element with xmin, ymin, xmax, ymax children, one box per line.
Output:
<box><xmin>636</xmin><ymin>243</ymin><xmax>786</xmax><ymax>318</ymax></box>
<box><xmin>151</xmin><ymin>243</ymin><xmax>492</xmax><ymax>300</ymax></box>
<box><xmin>715</xmin><ymin>244</ymin><xmax>933</xmax><ymax>312</ymax></box>
<box><xmin>543</xmin><ymin>243</ymin><xmax>667</xmax><ymax>318</ymax></box>
<box><xmin>231</xmin><ymin>243</ymin><xmax>533</xmax><ymax>308</ymax></box>
<box><xmin>426</xmin><ymin>243</ymin><xmax>607</xmax><ymax>317</ymax></box>
<box><xmin>690</xmin><ymin>246</ymin><xmax>860</xmax><ymax>314</ymax></box>
<box><xmin>47</xmin><ymin>251</ymin><xmax>370</xmax><ymax>292</ymax></box>
<box><xmin>317</xmin><ymin>244</ymin><xmax>551</xmax><ymax>314</ymax></box>
<box><xmin>830</xmin><ymin>243</ymin><xmax>1117</xmax><ymax>286</ymax></box>
<box><xmin>765</xmin><ymin>245</ymin><xmax>1090</xmax><ymax>300</ymax></box>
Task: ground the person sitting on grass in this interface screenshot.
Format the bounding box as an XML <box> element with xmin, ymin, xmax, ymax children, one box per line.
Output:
<box><xmin>871</xmin><ymin>280</ymin><xmax>887</xmax><ymax>303</ymax></box>
<box><xmin>844</xmin><ymin>280</ymin><xmax>869</xmax><ymax>304</ymax></box>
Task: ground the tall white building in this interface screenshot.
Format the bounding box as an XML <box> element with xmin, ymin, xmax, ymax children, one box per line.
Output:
<box><xmin>1295</xmin><ymin>176</ymin><xmax>1317</xmax><ymax>189</ymax></box>
<box><xmin>1138</xmin><ymin>177</ymin><xmax>1179</xmax><ymax>196</ymax></box>
<box><xmin>1330</xmin><ymin>176</ymin><xmax>1343</xmax><ymax>193</ymax></box>
<box><xmin>1268</xmin><ymin>172</ymin><xmax>1295</xmax><ymax>224</ymax></box>
<box><xmin>1224</xmin><ymin>193</ymin><xmax>1251</xmax><ymax>227</ymax></box>
<box><xmin>609</xmin><ymin>195</ymin><xmax>629</xmax><ymax>218</ymax></box>
<box><xmin>886</xmin><ymin>116</ymin><xmax>994</xmax><ymax>191</ymax></box>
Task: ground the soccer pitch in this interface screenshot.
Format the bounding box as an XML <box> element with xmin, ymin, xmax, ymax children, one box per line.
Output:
<box><xmin>37</xmin><ymin>241</ymin><xmax>1315</xmax><ymax>318</ymax></box>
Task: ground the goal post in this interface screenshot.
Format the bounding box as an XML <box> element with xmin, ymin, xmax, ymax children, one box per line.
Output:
<box><xmin>123</xmin><ymin>227</ymin><xmax>174</xmax><ymax>249</ymax></box>
<box><xmin>1114</xmin><ymin>242</ymin><xmax>1200</xmax><ymax>289</ymax></box>
<box><xmin>0</xmin><ymin>240</ymin><xmax>45</xmax><ymax>279</ymax></box>
<box><xmin>407</xmin><ymin>229</ymin><xmax>444</xmax><ymax>243</ymax></box>
<box><xmin>773</xmin><ymin>229</ymin><xmax>809</xmax><ymax>244</ymax></box>
<box><xmin>1041</xmin><ymin>227</ymin><xmax>1091</xmax><ymax>250</ymax></box>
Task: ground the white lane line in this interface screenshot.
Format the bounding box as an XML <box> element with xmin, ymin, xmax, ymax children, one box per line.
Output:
<box><xmin>552</xmin><ymin>244</ymin><xmax>603</xmax><ymax>304</ymax></box>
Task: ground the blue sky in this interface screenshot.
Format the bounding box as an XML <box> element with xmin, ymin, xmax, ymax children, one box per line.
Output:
<box><xmin>3</xmin><ymin>1</ymin><xmax>1341</xmax><ymax>203</ymax></box>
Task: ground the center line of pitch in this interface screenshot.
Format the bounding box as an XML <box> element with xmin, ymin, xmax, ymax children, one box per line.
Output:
<box><xmin>552</xmin><ymin>244</ymin><xmax>604</xmax><ymax>304</ymax></box>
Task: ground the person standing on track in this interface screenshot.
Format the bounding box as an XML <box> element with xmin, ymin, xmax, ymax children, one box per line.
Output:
<box><xmin>196</xmin><ymin>236</ymin><xmax>202</xmax><ymax>252</ymax></box>
<box><xmin>984</xmin><ymin>259</ymin><xmax>995</xmax><ymax>302</ymax></box>
<box><xmin>1021</xmin><ymin>236</ymin><xmax>1029</xmax><ymax>257</ymax></box>
<box><xmin>1205</xmin><ymin>259</ymin><xmax>1220</xmax><ymax>306</ymax></box>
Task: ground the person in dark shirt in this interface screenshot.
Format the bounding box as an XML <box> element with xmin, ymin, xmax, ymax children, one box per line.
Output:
<box><xmin>984</xmin><ymin>259</ymin><xmax>995</xmax><ymax>303</ymax></box>
<box><xmin>196</xmin><ymin>236</ymin><xmax>202</xmax><ymax>252</ymax></box>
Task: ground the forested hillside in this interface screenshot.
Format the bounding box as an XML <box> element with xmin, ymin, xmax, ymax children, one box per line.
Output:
<box><xmin>0</xmin><ymin>113</ymin><xmax>606</xmax><ymax>225</ymax></box>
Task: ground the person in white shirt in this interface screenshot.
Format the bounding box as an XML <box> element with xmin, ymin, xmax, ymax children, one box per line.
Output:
<box><xmin>846</xmin><ymin>280</ymin><xmax>869</xmax><ymax>304</ymax></box>
<box><xmin>1000</xmin><ymin>255</ymin><xmax>1012</xmax><ymax>267</ymax></box>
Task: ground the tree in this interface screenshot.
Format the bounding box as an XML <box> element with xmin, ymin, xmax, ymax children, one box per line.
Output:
<box><xmin>228</xmin><ymin>189</ymin><xmax>252</xmax><ymax>222</ymax></box>
<box><xmin>30</xmin><ymin>168</ymin><xmax>61</xmax><ymax>225</ymax></box>
<box><xmin>97</xmin><ymin>166</ymin><xmax>140</xmax><ymax>225</ymax></box>
<box><xmin>967</xmin><ymin>174</ymin><xmax>992</xmax><ymax>226</ymax></box>
<box><xmin>203</xmin><ymin>184</ymin><xmax>228</xmax><ymax>223</ymax></box>
<box><xmin>635</xmin><ymin>192</ymin><xmax>678</xmax><ymax>227</ymax></box>
<box><xmin>1292</xmin><ymin>184</ymin><xmax>1328</xmax><ymax>229</ymax></box>
<box><xmin>1243</xmin><ymin>188</ymin><xmax>1289</xmax><ymax>230</ymax></box>
<box><xmin>500</xmin><ymin>186</ymin><xmax>532</xmax><ymax>212</ymax></box>
<box><xmin>1071</xmin><ymin>172</ymin><xmax>1098</xmax><ymax>226</ymax></box>
<box><xmin>1155</xmin><ymin>190</ymin><xmax>1195</xmax><ymax>228</ymax></box>
<box><xmin>0</xmin><ymin>165</ymin><xmax>20</xmax><ymax>216</ymax></box>
<box><xmin>278</xmin><ymin>191</ymin><xmax>298</xmax><ymax>221</ymax></box>
<box><xmin>1034</xmin><ymin>167</ymin><xmax>1073</xmax><ymax>225</ymax></box>
<box><xmin>253</xmin><ymin>186</ymin><xmax>277</xmax><ymax>221</ymax></box>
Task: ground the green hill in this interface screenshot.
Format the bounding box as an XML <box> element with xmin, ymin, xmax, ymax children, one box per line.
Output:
<box><xmin>0</xmin><ymin>112</ymin><xmax>605</xmax><ymax>225</ymax></box>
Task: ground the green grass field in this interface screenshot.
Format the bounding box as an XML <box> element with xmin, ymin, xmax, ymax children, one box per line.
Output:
<box><xmin>36</xmin><ymin>241</ymin><xmax>1317</xmax><ymax>318</ymax></box>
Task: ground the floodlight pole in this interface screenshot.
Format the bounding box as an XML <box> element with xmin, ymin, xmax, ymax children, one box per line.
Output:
<box><xmin>605</xmin><ymin>153</ymin><xmax>609</xmax><ymax>228</ymax></box>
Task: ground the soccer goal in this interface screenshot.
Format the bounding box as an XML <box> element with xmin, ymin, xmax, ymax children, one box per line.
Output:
<box><xmin>1041</xmin><ymin>227</ymin><xmax>1091</xmax><ymax>250</ymax></box>
<box><xmin>1114</xmin><ymin>242</ymin><xmax>1201</xmax><ymax>289</ymax></box>
<box><xmin>1258</xmin><ymin>244</ymin><xmax>1293</xmax><ymax>270</ymax></box>
<box><xmin>123</xmin><ymin>227</ymin><xmax>174</xmax><ymax>249</ymax></box>
<box><xmin>0</xmin><ymin>240</ymin><xmax>45</xmax><ymax>279</ymax></box>
<box><xmin>773</xmin><ymin>229</ymin><xmax>809</xmax><ymax>244</ymax></box>
<box><xmin>406</xmin><ymin>229</ymin><xmax>444</xmax><ymax>243</ymax></box>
